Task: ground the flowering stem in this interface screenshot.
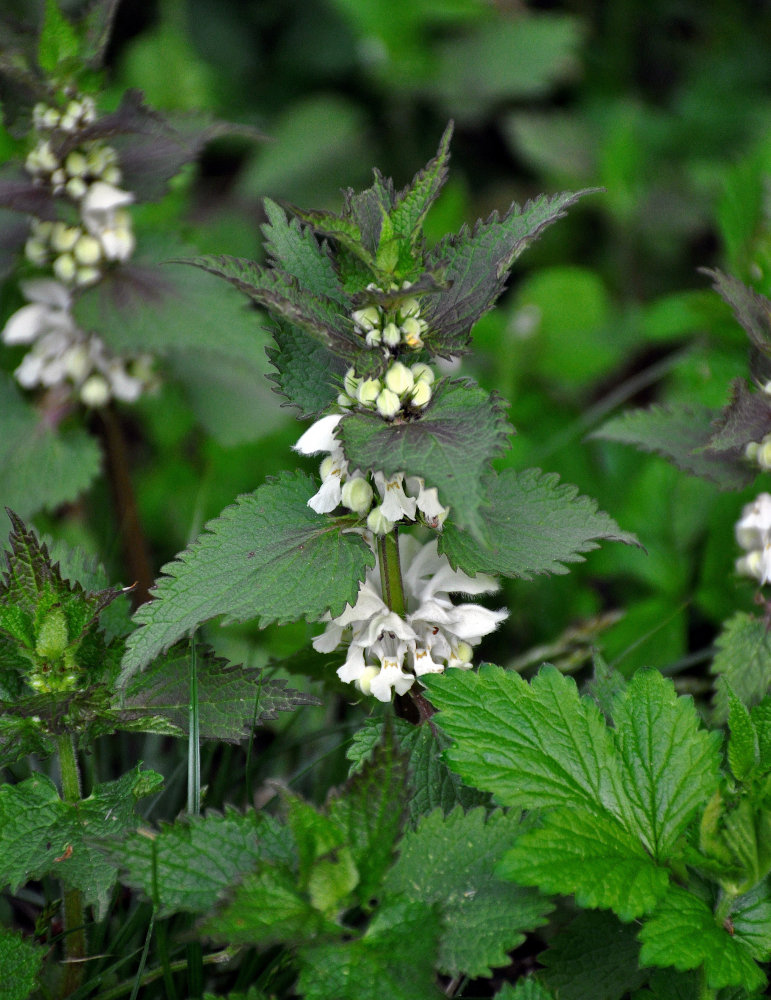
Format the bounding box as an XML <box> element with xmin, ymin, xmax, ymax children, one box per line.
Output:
<box><xmin>56</xmin><ymin>733</ymin><xmax>86</xmax><ymax>998</ymax></box>
<box><xmin>98</xmin><ymin>405</ymin><xmax>154</xmax><ymax>606</ymax></box>
<box><xmin>378</xmin><ymin>530</ymin><xmax>406</xmax><ymax>617</ymax></box>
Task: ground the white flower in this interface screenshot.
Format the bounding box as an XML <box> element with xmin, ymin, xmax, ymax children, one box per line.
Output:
<box><xmin>81</xmin><ymin>182</ymin><xmax>135</xmax><ymax>261</ymax></box>
<box><xmin>736</xmin><ymin>494</ymin><xmax>771</xmax><ymax>551</ymax></box>
<box><xmin>293</xmin><ymin>415</ymin><xmax>349</xmax><ymax>514</ymax></box>
<box><xmin>313</xmin><ymin>535</ymin><xmax>506</xmax><ymax>701</ymax></box>
<box><xmin>374</xmin><ymin>472</ymin><xmax>417</xmax><ymax>522</ymax></box>
<box><xmin>1</xmin><ymin>280</ymin><xmax>75</xmax><ymax>346</ymax></box>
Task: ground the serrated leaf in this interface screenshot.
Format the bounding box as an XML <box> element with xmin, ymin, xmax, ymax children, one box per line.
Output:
<box><xmin>592</xmin><ymin>404</ymin><xmax>751</xmax><ymax>490</ymax></box>
<box><xmin>120</xmin><ymin>471</ymin><xmax>374</xmax><ymax>679</ymax></box>
<box><xmin>0</xmin><ymin>375</ymin><xmax>101</xmax><ymax>518</ymax></box>
<box><xmin>0</xmin><ymin>774</ymin><xmax>63</xmax><ymax>893</ymax></box>
<box><xmin>384</xmin><ymin>807</ymin><xmax>552</xmax><ymax>978</ymax></box>
<box><xmin>115</xmin><ymin>809</ymin><xmax>284</xmax><ymax>917</ymax></box>
<box><xmin>638</xmin><ymin>886</ymin><xmax>766</xmax><ymax>992</ymax></box>
<box><xmin>296</xmin><ymin>898</ymin><xmax>443</xmax><ymax>1000</ymax></box>
<box><xmin>702</xmin><ymin>269</ymin><xmax>771</xmax><ymax>355</ymax></box>
<box><xmin>711</xmin><ymin>612</ymin><xmax>771</xmax><ymax>721</ymax></box>
<box><xmin>262</xmin><ymin>199</ymin><xmax>348</xmax><ymax>305</ymax></box>
<box><xmin>727</xmin><ymin>687</ymin><xmax>760</xmax><ymax>780</ymax></box>
<box><xmin>267</xmin><ymin>318</ymin><xmax>347</xmax><ymax>418</ymax></box>
<box><xmin>439</xmin><ymin>467</ymin><xmax>638</xmax><ymax>579</ymax></box>
<box><xmin>327</xmin><ymin>727</ymin><xmax>409</xmax><ymax>904</ymax></box>
<box><xmin>121</xmin><ymin>643</ymin><xmax>319</xmax><ymax>741</ymax></box>
<box><xmin>497</xmin><ymin>806</ymin><xmax>669</xmax><ymax>921</ymax></box>
<box><xmin>0</xmin><ymin>925</ymin><xmax>43</xmax><ymax>1000</ymax></box>
<box><xmin>423</xmin><ymin>189</ymin><xmax>596</xmax><ymax>353</ymax></box>
<box><xmin>338</xmin><ymin>378</ymin><xmax>511</xmax><ymax>540</ymax></box>
<box><xmin>389</xmin><ymin>123</ymin><xmax>453</xmax><ymax>247</ymax></box>
<box><xmin>705</xmin><ymin>379</ymin><xmax>771</xmax><ymax>454</ymax></box>
<box><xmin>612</xmin><ymin>670</ymin><xmax>721</xmax><ymax>860</ymax></box>
<box><xmin>539</xmin><ymin>910</ymin><xmax>647</xmax><ymax>1000</ymax></box>
<box><xmin>289</xmin><ymin>205</ymin><xmax>372</xmax><ymax>268</ymax></box>
<box><xmin>38</xmin><ymin>0</ymin><xmax>79</xmax><ymax>74</ymax></box>
<box><xmin>495</xmin><ymin>981</ymin><xmax>556</xmax><ymax>1000</ymax></box>
<box><xmin>425</xmin><ymin>665</ymin><xmax>628</xmax><ymax>820</ymax></box>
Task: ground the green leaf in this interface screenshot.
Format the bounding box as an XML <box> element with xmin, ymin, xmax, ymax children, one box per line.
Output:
<box><xmin>0</xmin><ymin>925</ymin><xmax>43</xmax><ymax>1000</ymax></box>
<box><xmin>121</xmin><ymin>643</ymin><xmax>319</xmax><ymax>740</ymax></box>
<box><xmin>425</xmin><ymin>665</ymin><xmax>628</xmax><ymax>819</ymax></box>
<box><xmin>424</xmin><ymin>189</ymin><xmax>596</xmax><ymax>353</ymax></box>
<box><xmin>296</xmin><ymin>898</ymin><xmax>444</xmax><ymax>1000</ymax></box>
<box><xmin>439</xmin><ymin>467</ymin><xmax>638</xmax><ymax>579</ymax></box>
<box><xmin>38</xmin><ymin>0</ymin><xmax>79</xmax><ymax>74</ymax></box>
<box><xmin>338</xmin><ymin>378</ymin><xmax>511</xmax><ymax>540</ymax></box>
<box><xmin>120</xmin><ymin>471</ymin><xmax>374</xmax><ymax>679</ymax></box>
<box><xmin>539</xmin><ymin>910</ymin><xmax>647</xmax><ymax>1000</ymax></box>
<box><xmin>494</xmin><ymin>981</ymin><xmax>556</xmax><ymax>1000</ymax></box>
<box><xmin>704</xmin><ymin>379</ymin><xmax>771</xmax><ymax>455</ymax></box>
<box><xmin>592</xmin><ymin>404</ymin><xmax>751</xmax><ymax>490</ymax></box>
<box><xmin>384</xmin><ymin>807</ymin><xmax>552</xmax><ymax>978</ymax></box>
<box><xmin>327</xmin><ymin>727</ymin><xmax>409</xmax><ymax>905</ymax></box>
<box><xmin>727</xmin><ymin>687</ymin><xmax>760</xmax><ymax>780</ymax></box>
<box><xmin>612</xmin><ymin>669</ymin><xmax>721</xmax><ymax>860</ymax></box>
<box><xmin>389</xmin><ymin>122</ymin><xmax>453</xmax><ymax>248</ymax></box>
<box><xmin>262</xmin><ymin>199</ymin><xmax>348</xmax><ymax>305</ymax></box>
<box><xmin>0</xmin><ymin>375</ymin><xmax>101</xmax><ymax>519</ymax></box>
<box><xmin>702</xmin><ymin>269</ymin><xmax>771</xmax><ymax>356</ymax></box>
<box><xmin>638</xmin><ymin>886</ymin><xmax>766</xmax><ymax>992</ymax></box>
<box><xmin>711</xmin><ymin>613</ymin><xmax>771</xmax><ymax>721</ymax></box>
<box><xmin>266</xmin><ymin>318</ymin><xmax>347</xmax><ymax>418</ymax></box>
<box><xmin>115</xmin><ymin>809</ymin><xmax>284</xmax><ymax>917</ymax></box>
<box><xmin>497</xmin><ymin>806</ymin><xmax>669</xmax><ymax>921</ymax></box>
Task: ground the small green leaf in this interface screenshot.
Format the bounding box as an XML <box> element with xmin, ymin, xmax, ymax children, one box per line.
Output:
<box><xmin>497</xmin><ymin>806</ymin><xmax>669</xmax><ymax>921</ymax></box>
<box><xmin>702</xmin><ymin>268</ymin><xmax>771</xmax><ymax>356</ymax></box>
<box><xmin>262</xmin><ymin>199</ymin><xmax>348</xmax><ymax>305</ymax></box>
<box><xmin>0</xmin><ymin>925</ymin><xmax>43</xmax><ymax>1000</ymax></box>
<box><xmin>727</xmin><ymin>686</ymin><xmax>761</xmax><ymax>780</ymax></box>
<box><xmin>494</xmin><ymin>981</ymin><xmax>556</xmax><ymax>1000</ymax></box>
<box><xmin>267</xmin><ymin>317</ymin><xmax>347</xmax><ymax>417</ymax></box>
<box><xmin>711</xmin><ymin>613</ymin><xmax>771</xmax><ymax>721</ymax></box>
<box><xmin>38</xmin><ymin>0</ymin><xmax>79</xmax><ymax>74</ymax></box>
<box><xmin>638</xmin><ymin>885</ymin><xmax>766</xmax><ymax>992</ymax></box>
<box><xmin>539</xmin><ymin>910</ymin><xmax>647</xmax><ymax>1000</ymax></box>
<box><xmin>592</xmin><ymin>404</ymin><xmax>751</xmax><ymax>490</ymax></box>
<box><xmin>296</xmin><ymin>898</ymin><xmax>444</xmax><ymax>1000</ymax></box>
<box><xmin>439</xmin><ymin>467</ymin><xmax>638</xmax><ymax>579</ymax></box>
<box><xmin>120</xmin><ymin>472</ymin><xmax>374</xmax><ymax>679</ymax></box>
<box><xmin>338</xmin><ymin>378</ymin><xmax>511</xmax><ymax>540</ymax></box>
<box><xmin>384</xmin><ymin>807</ymin><xmax>552</xmax><ymax>978</ymax></box>
<box><xmin>389</xmin><ymin>123</ymin><xmax>453</xmax><ymax>250</ymax></box>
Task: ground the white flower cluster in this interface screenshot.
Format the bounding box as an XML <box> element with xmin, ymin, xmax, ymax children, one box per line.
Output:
<box><xmin>337</xmin><ymin>359</ymin><xmax>434</xmax><ymax>419</ymax></box>
<box><xmin>735</xmin><ymin>493</ymin><xmax>771</xmax><ymax>584</ymax></box>
<box><xmin>294</xmin><ymin>413</ymin><xmax>448</xmax><ymax>533</ymax></box>
<box><xmin>314</xmin><ymin>535</ymin><xmax>507</xmax><ymax>701</ymax></box>
<box><xmin>352</xmin><ymin>282</ymin><xmax>428</xmax><ymax>352</ymax></box>
<box><xmin>1</xmin><ymin>97</ymin><xmax>154</xmax><ymax>406</ymax></box>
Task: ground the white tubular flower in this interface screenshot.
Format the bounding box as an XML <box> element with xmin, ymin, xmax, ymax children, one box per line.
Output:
<box><xmin>293</xmin><ymin>415</ymin><xmax>348</xmax><ymax>514</ymax></box>
<box><xmin>1</xmin><ymin>280</ymin><xmax>74</xmax><ymax>346</ymax></box>
<box><xmin>81</xmin><ymin>182</ymin><xmax>135</xmax><ymax>261</ymax></box>
<box><xmin>293</xmin><ymin>413</ymin><xmax>343</xmax><ymax>455</ymax></box>
<box><xmin>374</xmin><ymin>471</ymin><xmax>418</xmax><ymax>522</ymax></box>
<box><xmin>736</xmin><ymin>494</ymin><xmax>771</xmax><ymax>551</ymax></box>
<box><xmin>405</xmin><ymin>476</ymin><xmax>448</xmax><ymax>526</ymax></box>
<box><xmin>313</xmin><ymin>534</ymin><xmax>507</xmax><ymax>701</ymax></box>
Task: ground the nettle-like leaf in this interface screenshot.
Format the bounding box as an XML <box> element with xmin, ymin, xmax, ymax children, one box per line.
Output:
<box><xmin>0</xmin><ymin>925</ymin><xmax>43</xmax><ymax>1000</ymax></box>
<box><xmin>702</xmin><ymin>268</ymin><xmax>771</xmax><ymax>356</ymax></box>
<box><xmin>706</xmin><ymin>379</ymin><xmax>771</xmax><ymax>454</ymax></box>
<box><xmin>495</xmin><ymin>981</ymin><xmax>556</xmax><ymax>1000</ymax></box>
<box><xmin>337</xmin><ymin>378</ymin><xmax>511</xmax><ymax>540</ymax></box>
<box><xmin>120</xmin><ymin>643</ymin><xmax>319</xmax><ymax>740</ymax></box>
<box><xmin>439</xmin><ymin>467</ymin><xmax>638</xmax><ymax>579</ymax></box>
<box><xmin>593</xmin><ymin>403</ymin><xmax>752</xmax><ymax>490</ymax></box>
<box><xmin>120</xmin><ymin>471</ymin><xmax>374</xmax><ymax>679</ymax></box>
<box><xmin>388</xmin><ymin>121</ymin><xmax>453</xmax><ymax>250</ymax></box>
<box><xmin>425</xmin><ymin>666</ymin><xmax>721</xmax><ymax>923</ymax></box>
<box><xmin>539</xmin><ymin>910</ymin><xmax>647</xmax><ymax>1000</ymax></box>
<box><xmin>422</xmin><ymin>189</ymin><xmax>598</xmax><ymax>355</ymax></box>
<box><xmin>114</xmin><ymin>809</ymin><xmax>286</xmax><ymax>917</ymax></box>
<box><xmin>711</xmin><ymin>612</ymin><xmax>771</xmax><ymax>721</ymax></box>
<box><xmin>0</xmin><ymin>766</ymin><xmax>162</xmax><ymax>917</ymax></box>
<box><xmin>296</xmin><ymin>897</ymin><xmax>444</xmax><ymax>1000</ymax></box>
<box><xmin>384</xmin><ymin>807</ymin><xmax>552</xmax><ymax>979</ymax></box>
<box><xmin>0</xmin><ymin>375</ymin><xmax>102</xmax><ymax>519</ymax></box>
<box><xmin>266</xmin><ymin>317</ymin><xmax>347</xmax><ymax>418</ymax></box>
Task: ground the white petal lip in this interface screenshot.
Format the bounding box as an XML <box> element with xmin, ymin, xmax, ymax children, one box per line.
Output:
<box><xmin>308</xmin><ymin>475</ymin><xmax>343</xmax><ymax>514</ymax></box>
<box><xmin>20</xmin><ymin>278</ymin><xmax>72</xmax><ymax>309</ymax></box>
<box><xmin>81</xmin><ymin>180</ymin><xmax>134</xmax><ymax>215</ymax></box>
<box><xmin>293</xmin><ymin>414</ymin><xmax>343</xmax><ymax>455</ymax></box>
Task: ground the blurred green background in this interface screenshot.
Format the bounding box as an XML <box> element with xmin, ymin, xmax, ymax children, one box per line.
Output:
<box><xmin>8</xmin><ymin>0</ymin><xmax>771</xmax><ymax>728</ymax></box>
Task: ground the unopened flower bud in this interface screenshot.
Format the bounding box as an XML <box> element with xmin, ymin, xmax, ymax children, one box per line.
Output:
<box><xmin>357</xmin><ymin>378</ymin><xmax>381</xmax><ymax>407</ymax></box>
<box><xmin>64</xmin><ymin>345</ymin><xmax>90</xmax><ymax>381</ymax></box>
<box><xmin>409</xmin><ymin>379</ymin><xmax>432</xmax><ymax>408</ymax></box>
<box><xmin>51</xmin><ymin>168</ymin><xmax>67</xmax><ymax>192</ymax></box>
<box><xmin>53</xmin><ymin>254</ymin><xmax>77</xmax><ymax>283</ymax></box>
<box><xmin>385</xmin><ymin>361</ymin><xmax>414</xmax><ymax>396</ymax></box>
<box><xmin>319</xmin><ymin>455</ymin><xmax>336</xmax><ymax>480</ymax></box>
<box><xmin>75</xmin><ymin>266</ymin><xmax>101</xmax><ymax>286</ymax></box>
<box><xmin>411</xmin><ymin>362</ymin><xmax>435</xmax><ymax>384</ymax></box>
<box><xmin>352</xmin><ymin>306</ymin><xmax>381</xmax><ymax>332</ymax></box>
<box><xmin>101</xmin><ymin>165</ymin><xmax>123</xmax><ymax>186</ymax></box>
<box><xmin>80</xmin><ymin>97</ymin><xmax>97</xmax><ymax>123</ymax></box>
<box><xmin>24</xmin><ymin>237</ymin><xmax>49</xmax><ymax>267</ymax></box>
<box><xmin>367</xmin><ymin>506</ymin><xmax>395</xmax><ymax>535</ymax></box>
<box><xmin>376</xmin><ymin>388</ymin><xmax>401</xmax><ymax>419</ymax></box>
<box><xmin>355</xmin><ymin>665</ymin><xmax>381</xmax><ymax>696</ymax></box>
<box><xmin>399</xmin><ymin>296</ymin><xmax>420</xmax><ymax>319</ymax></box>
<box><xmin>35</xmin><ymin>607</ymin><xmax>69</xmax><ymax>660</ymax></box>
<box><xmin>80</xmin><ymin>374</ymin><xmax>110</xmax><ymax>407</ymax></box>
<box><xmin>365</xmin><ymin>328</ymin><xmax>382</xmax><ymax>347</ymax></box>
<box><xmin>65</xmin><ymin>177</ymin><xmax>88</xmax><ymax>200</ymax></box>
<box><xmin>74</xmin><ymin>234</ymin><xmax>102</xmax><ymax>266</ymax></box>
<box><xmin>65</xmin><ymin>151</ymin><xmax>88</xmax><ymax>177</ymax></box>
<box><xmin>343</xmin><ymin>367</ymin><xmax>360</xmax><ymax>396</ymax></box>
<box><xmin>337</xmin><ymin>392</ymin><xmax>355</xmax><ymax>409</ymax></box>
<box><xmin>51</xmin><ymin>223</ymin><xmax>80</xmax><ymax>253</ymax></box>
<box><xmin>341</xmin><ymin>477</ymin><xmax>374</xmax><ymax>515</ymax></box>
<box><xmin>34</xmin><ymin>141</ymin><xmax>58</xmax><ymax>173</ymax></box>
<box><xmin>401</xmin><ymin>316</ymin><xmax>425</xmax><ymax>348</ymax></box>
<box><xmin>382</xmin><ymin>322</ymin><xmax>401</xmax><ymax>347</ymax></box>
<box><xmin>758</xmin><ymin>439</ymin><xmax>771</xmax><ymax>471</ymax></box>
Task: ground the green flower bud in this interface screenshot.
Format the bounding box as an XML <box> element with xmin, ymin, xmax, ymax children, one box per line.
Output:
<box><xmin>409</xmin><ymin>379</ymin><xmax>432</xmax><ymax>408</ymax></box>
<box><xmin>341</xmin><ymin>477</ymin><xmax>374</xmax><ymax>515</ymax></box>
<box><xmin>51</xmin><ymin>223</ymin><xmax>80</xmax><ymax>253</ymax></box>
<box><xmin>336</xmin><ymin>392</ymin><xmax>356</xmax><ymax>409</ymax></box>
<box><xmin>376</xmin><ymin>388</ymin><xmax>401</xmax><ymax>419</ymax></box>
<box><xmin>343</xmin><ymin>367</ymin><xmax>360</xmax><ymax>396</ymax></box>
<box><xmin>51</xmin><ymin>168</ymin><xmax>67</xmax><ymax>192</ymax></box>
<box><xmin>759</xmin><ymin>438</ymin><xmax>771</xmax><ymax>471</ymax></box>
<box><xmin>398</xmin><ymin>296</ymin><xmax>420</xmax><ymax>319</ymax></box>
<box><xmin>35</xmin><ymin>607</ymin><xmax>69</xmax><ymax>661</ymax></box>
<box><xmin>745</xmin><ymin>442</ymin><xmax>760</xmax><ymax>461</ymax></box>
<box><xmin>384</xmin><ymin>361</ymin><xmax>414</xmax><ymax>396</ymax></box>
<box><xmin>319</xmin><ymin>455</ymin><xmax>336</xmax><ymax>480</ymax></box>
<box><xmin>382</xmin><ymin>322</ymin><xmax>401</xmax><ymax>347</ymax></box>
<box><xmin>74</xmin><ymin>234</ymin><xmax>102</xmax><ymax>266</ymax></box>
<box><xmin>367</xmin><ymin>506</ymin><xmax>395</xmax><ymax>535</ymax></box>
<box><xmin>352</xmin><ymin>306</ymin><xmax>381</xmax><ymax>332</ymax></box>
<box><xmin>53</xmin><ymin>253</ymin><xmax>77</xmax><ymax>283</ymax></box>
<box><xmin>357</xmin><ymin>378</ymin><xmax>381</xmax><ymax>407</ymax></box>
<box><xmin>400</xmin><ymin>316</ymin><xmax>425</xmax><ymax>348</ymax></box>
<box><xmin>64</xmin><ymin>345</ymin><xmax>91</xmax><ymax>381</ymax></box>
<box><xmin>65</xmin><ymin>151</ymin><xmax>88</xmax><ymax>177</ymax></box>
<box><xmin>101</xmin><ymin>165</ymin><xmax>123</xmax><ymax>186</ymax></box>
<box><xmin>410</xmin><ymin>362</ymin><xmax>435</xmax><ymax>385</ymax></box>
<box><xmin>65</xmin><ymin>177</ymin><xmax>88</xmax><ymax>200</ymax></box>
<box><xmin>75</xmin><ymin>266</ymin><xmax>101</xmax><ymax>287</ymax></box>
<box><xmin>80</xmin><ymin>374</ymin><xmax>110</xmax><ymax>407</ymax></box>
<box><xmin>35</xmin><ymin>141</ymin><xmax>58</xmax><ymax>173</ymax></box>
<box><xmin>25</xmin><ymin>237</ymin><xmax>49</xmax><ymax>267</ymax></box>
<box><xmin>355</xmin><ymin>665</ymin><xmax>381</xmax><ymax>695</ymax></box>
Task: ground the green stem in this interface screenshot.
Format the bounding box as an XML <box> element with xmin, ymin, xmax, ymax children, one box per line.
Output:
<box><xmin>697</xmin><ymin>965</ymin><xmax>716</xmax><ymax>1000</ymax></box>
<box><xmin>378</xmin><ymin>529</ymin><xmax>406</xmax><ymax>616</ymax></box>
<box><xmin>92</xmin><ymin>952</ymin><xmax>229</xmax><ymax>1000</ymax></box>
<box><xmin>57</xmin><ymin>734</ymin><xmax>86</xmax><ymax>998</ymax></box>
